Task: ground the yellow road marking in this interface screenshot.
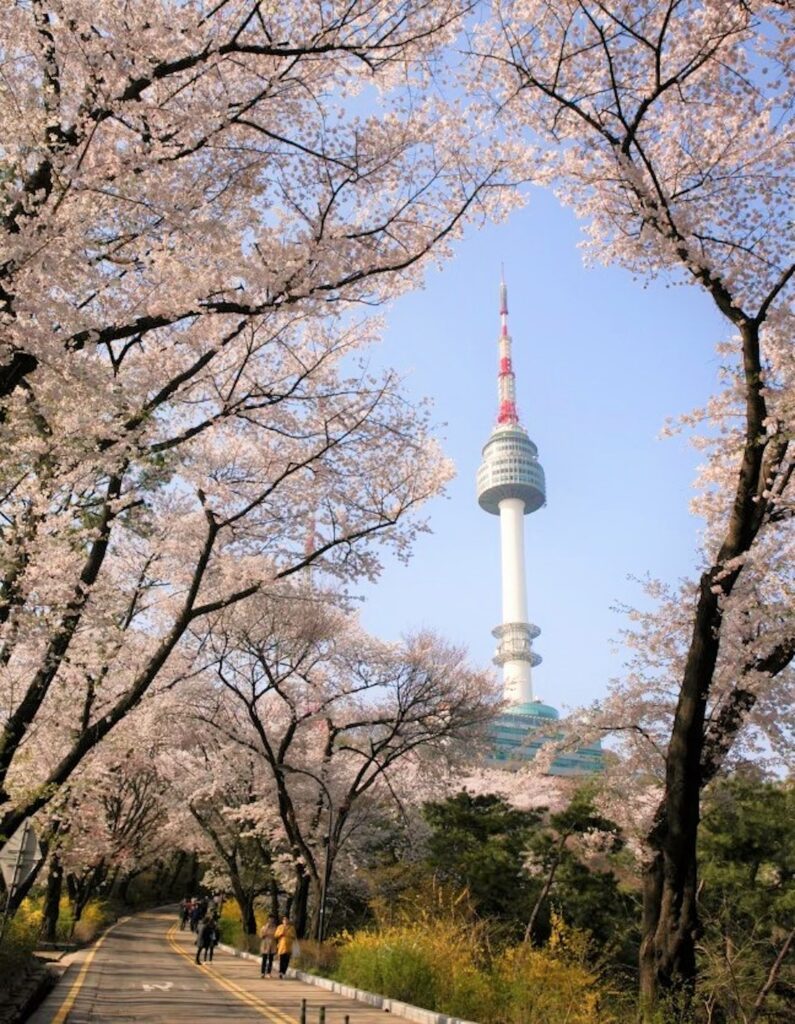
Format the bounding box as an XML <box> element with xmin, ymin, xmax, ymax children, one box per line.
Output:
<box><xmin>166</xmin><ymin>922</ymin><xmax>296</xmax><ymax>1024</ymax></box>
<box><xmin>51</xmin><ymin>917</ymin><xmax>129</xmax><ymax>1024</ymax></box>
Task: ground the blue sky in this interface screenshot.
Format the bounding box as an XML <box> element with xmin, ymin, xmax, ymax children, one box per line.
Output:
<box><xmin>358</xmin><ymin>187</ymin><xmax>727</xmax><ymax>712</ymax></box>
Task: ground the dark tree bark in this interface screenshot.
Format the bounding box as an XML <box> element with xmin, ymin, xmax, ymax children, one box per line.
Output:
<box><xmin>638</xmin><ymin>319</ymin><xmax>793</xmax><ymax>1019</ymax></box>
<box><xmin>269</xmin><ymin>879</ymin><xmax>280</xmax><ymax>920</ymax></box>
<box><xmin>66</xmin><ymin>860</ymin><xmax>108</xmax><ymax>931</ymax></box>
<box><xmin>187</xmin><ymin>851</ymin><xmax>200</xmax><ymax>896</ymax></box>
<box><xmin>165</xmin><ymin>851</ymin><xmax>187</xmax><ymax>898</ymax></box>
<box><xmin>42</xmin><ymin>850</ymin><xmax>63</xmax><ymax>943</ymax></box>
<box><xmin>524</xmin><ymin>832</ymin><xmax>568</xmax><ymax>944</ymax></box>
<box><xmin>228</xmin><ymin>877</ymin><xmax>257</xmax><ymax>935</ymax></box>
<box><xmin>292</xmin><ymin>870</ymin><xmax>310</xmax><ymax>939</ymax></box>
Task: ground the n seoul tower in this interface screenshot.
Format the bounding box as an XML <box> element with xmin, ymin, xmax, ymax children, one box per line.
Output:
<box><xmin>477</xmin><ymin>275</ymin><xmax>546</xmax><ymax>706</ymax></box>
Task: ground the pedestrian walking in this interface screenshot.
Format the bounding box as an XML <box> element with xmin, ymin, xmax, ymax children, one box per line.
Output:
<box><xmin>195</xmin><ymin>915</ymin><xmax>214</xmax><ymax>964</ymax></box>
<box><xmin>273</xmin><ymin>916</ymin><xmax>298</xmax><ymax>979</ymax></box>
<box><xmin>189</xmin><ymin>899</ymin><xmax>203</xmax><ymax>933</ymax></box>
<box><xmin>259</xmin><ymin>915</ymin><xmax>277</xmax><ymax>978</ymax></box>
<box><xmin>179</xmin><ymin>898</ymin><xmax>190</xmax><ymax>931</ymax></box>
<box><xmin>205</xmin><ymin>916</ymin><xmax>220</xmax><ymax>962</ymax></box>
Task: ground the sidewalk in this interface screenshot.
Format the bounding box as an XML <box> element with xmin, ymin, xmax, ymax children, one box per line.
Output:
<box><xmin>169</xmin><ymin>924</ymin><xmax>402</xmax><ymax>1024</ymax></box>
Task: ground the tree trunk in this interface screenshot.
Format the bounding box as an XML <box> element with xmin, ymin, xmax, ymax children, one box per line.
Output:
<box><xmin>228</xmin><ymin>872</ymin><xmax>257</xmax><ymax>935</ymax></box>
<box><xmin>269</xmin><ymin>878</ymin><xmax>280</xmax><ymax>920</ymax></box>
<box><xmin>524</xmin><ymin>832</ymin><xmax>568</xmax><ymax>944</ymax></box>
<box><xmin>640</xmin><ymin>835</ymin><xmax>699</xmax><ymax>1019</ymax></box>
<box><xmin>166</xmin><ymin>850</ymin><xmax>187</xmax><ymax>897</ymax></box>
<box><xmin>187</xmin><ymin>850</ymin><xmax>199</xmax><ymax>895</ymax></box>
<box><xmin>292</xmin><ymin>869</ymin><xmax>310</xmax><ymax>939</ymax></box>
<box><xmin>107</xmin><ymin>865</ymin><xmax>121</xmax><ymax>897</ymax></box>
<box><xmin>308</xmin><ymin>877</ymin><xmax>323</xmax><ymax>941</ymax></box>
<box><xmin>67</xmin><ymin>860</ymin><xmax>108</xmax><ymax>931</ymax></box>
<box><xmin>637</xmin><ymin>314</ymin><xmax>785</xmax><ymax>1019</ymax></box>
<box><xmin>115</xmin><ymin>871</ymin><xmax>133</xmax><ymax>905</ymax></box>
<box><xmin>240</xmin><ymin>894</ymin><xmax>256</xmax><ymax>935</ymax></box>
<box><xmin>42</xmin><ymin>851</ymin><xmax>63</xmax><ymax>943</ymax></box>
<box><xmin>639</xmin><ymin>577</ymin><xmax>716</xmax><ymax>1020</ymax></box>
<box><xmin>5</xmin><ymin>843</ymin><xmax>47</xmax><ymax>915</ymax></box>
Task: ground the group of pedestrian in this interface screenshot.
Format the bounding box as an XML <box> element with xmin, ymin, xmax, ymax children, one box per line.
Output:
<box><xmin>177</xmin><ymin>895</ymin><xmax>222</xmax><ymax>965</ymax></box>
<box><xmin>179</xmin><ymin>897</ymin><xmax>297</xmax><ymax>978</ymax></box>
<box><xmin>179</xmin><ymin>894</ymin><xmax>221</xmax><ymax>932</ymax></box>
<box><xmin>259</xmin><ymin>915</ymin><xmax>298</xmax><ymax>980</ymax></box>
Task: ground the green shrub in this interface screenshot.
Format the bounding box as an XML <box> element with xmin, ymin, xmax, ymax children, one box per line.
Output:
<box><xmin>335</xmin><ymin>919</ymin><xmax>492</xmax><ymax>1020</ymax></box>
<box><xmin>332</xmin><ymin>912</ymin><xmax>615</xmax><ymax>1024</ymax></box>
<box><xmin>337</xmin><ymin>930</ymin><xmax>437</xmax><ymax>1007</ymax></box>
<box><xmin>0</xmin><ymin>905</ymin><xmax>39</xmax><ymax>976</ymax></box>
<box><xmin>216</xmin><ymin>902</ymin><xmax>265</xmax><ymax>953</ymax></box>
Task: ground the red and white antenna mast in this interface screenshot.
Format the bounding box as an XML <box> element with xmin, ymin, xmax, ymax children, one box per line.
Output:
<box><xmin>497</xmin><ymin>269</ymin><xmax>519</xmax><ymax>426</ymax></box>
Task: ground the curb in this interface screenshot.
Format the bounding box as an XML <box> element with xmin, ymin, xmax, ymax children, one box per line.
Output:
<box><xmin>216</xmin><ymin>943</ymin><xmax>478</xmax><ymax>1024</ymax></box>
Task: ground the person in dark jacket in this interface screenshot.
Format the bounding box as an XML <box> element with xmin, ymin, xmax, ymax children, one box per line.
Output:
<box><xmin>195</xmin><ymin>916</ymin><xmax>216</xmax><ymax>964</ymax></box>
<box><xmin>206</xmin><ymin>915</ymin><xmax>220</xmax><ymax>962</ymax></box>
<box><xmin>189</xmin><ymin>900</ymin><xmax>203</xmax><ymax>933</ymax></box>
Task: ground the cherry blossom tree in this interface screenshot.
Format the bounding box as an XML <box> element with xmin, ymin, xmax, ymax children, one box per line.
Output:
<box><xmin>474</xmin><ymin>0</ymin><xmax>793</xmax><ymax>1012</ymax></box>
<box><xmin>57</xmin><ymin>758</ymin><xmax>169</xmax><ymax>928</ymax></box>
<box><xmin>189</xmin><ymin>596</ymin><xmax>500</xmax><ymax>936</ymax></box>
<box><xmin>0</xmin><ymin>1</ymin><xmax>520</xmax><ymax>852</ymax></box>
<box><xmin>27</xmin><ymin>697</ymin><xmax>181</xmax><ymax>932</ymax></box>
<box><xmin>162</xmin><ymin>731</ymin><xmax>286</xmax><ymax>935</ymax></box>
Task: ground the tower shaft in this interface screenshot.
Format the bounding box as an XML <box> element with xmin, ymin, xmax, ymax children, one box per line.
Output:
<box><xmin>499</xmin><ymin>498</ymin><xmax>528</xmax><ymax>625</ymax></box>
<box><xmin>498</xmin><ymin>497</ymin><xmax>533</xmax><ymax>703</ymax></box>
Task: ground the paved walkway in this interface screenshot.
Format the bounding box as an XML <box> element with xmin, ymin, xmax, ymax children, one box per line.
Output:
<box><xmin>169</xmin><ymin>920</ymin><xmax>383</xmax><ymax>1023</ymax></box>
<box><xmin>26</xmin><ymin>909</ymin><xmax>398</xmax><ymax>1023</ymax></box>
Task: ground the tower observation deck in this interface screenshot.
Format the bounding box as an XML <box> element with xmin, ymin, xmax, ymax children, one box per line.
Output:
<box><xmin>477</xmin><ymin>276</ymin><xmax>546</xmax><ymax>706</ymax></box>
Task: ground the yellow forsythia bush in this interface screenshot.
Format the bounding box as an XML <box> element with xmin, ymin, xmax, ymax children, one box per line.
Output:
<box><xmin>336</xmin><ymin>920</ymin><xmax>492</xmax><ymax>1020</ymax></box>
<box><xmin>72</xmin><ymin>900</ymin><xmax>114</xmax><ymax>943</ymax></box>
<box><xmin>494</xmin><ymin>942</ymin><xmax>609</xmax><ymax>1024</ymax></box>
<box><xmin>334</xmin><ymin>913</ymin><xmax>614</xmax><ymax>1024</ymax></box>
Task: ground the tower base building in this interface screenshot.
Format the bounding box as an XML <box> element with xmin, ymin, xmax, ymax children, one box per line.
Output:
<box><xmin>490</xmin><ymin>702</ymin><xmax>604</xmax><ymax>775</ymax></box>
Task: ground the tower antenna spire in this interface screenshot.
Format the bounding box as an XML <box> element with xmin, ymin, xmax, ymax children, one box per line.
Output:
<box><xmin>497</xmin><ymin>269</ymin><xmax>518</xmax><ymax>426</ymax></box>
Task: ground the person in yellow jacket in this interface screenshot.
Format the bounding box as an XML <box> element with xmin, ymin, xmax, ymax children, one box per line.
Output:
<box><xmin>273</xmin><ymin>915</ymin><xmax>298</xmax><ymax>978</ymax></box>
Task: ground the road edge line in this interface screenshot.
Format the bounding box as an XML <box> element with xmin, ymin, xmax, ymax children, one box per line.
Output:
<box><xmin>50</xmin><ymin>916</ymin><xmax>130</xmax><ymax>1024</ymax></box>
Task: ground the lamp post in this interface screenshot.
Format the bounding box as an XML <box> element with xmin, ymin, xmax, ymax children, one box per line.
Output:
<box><xmin>317</xmin><ymin>796</ymin><xmax>333</xmax><ymax>943</ymax></box>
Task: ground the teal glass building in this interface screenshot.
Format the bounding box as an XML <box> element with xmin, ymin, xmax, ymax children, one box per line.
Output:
<box><xmin>490</xmin><ymin>701</ymin><xmax>604</xmax><ymax>775</ymax></box>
